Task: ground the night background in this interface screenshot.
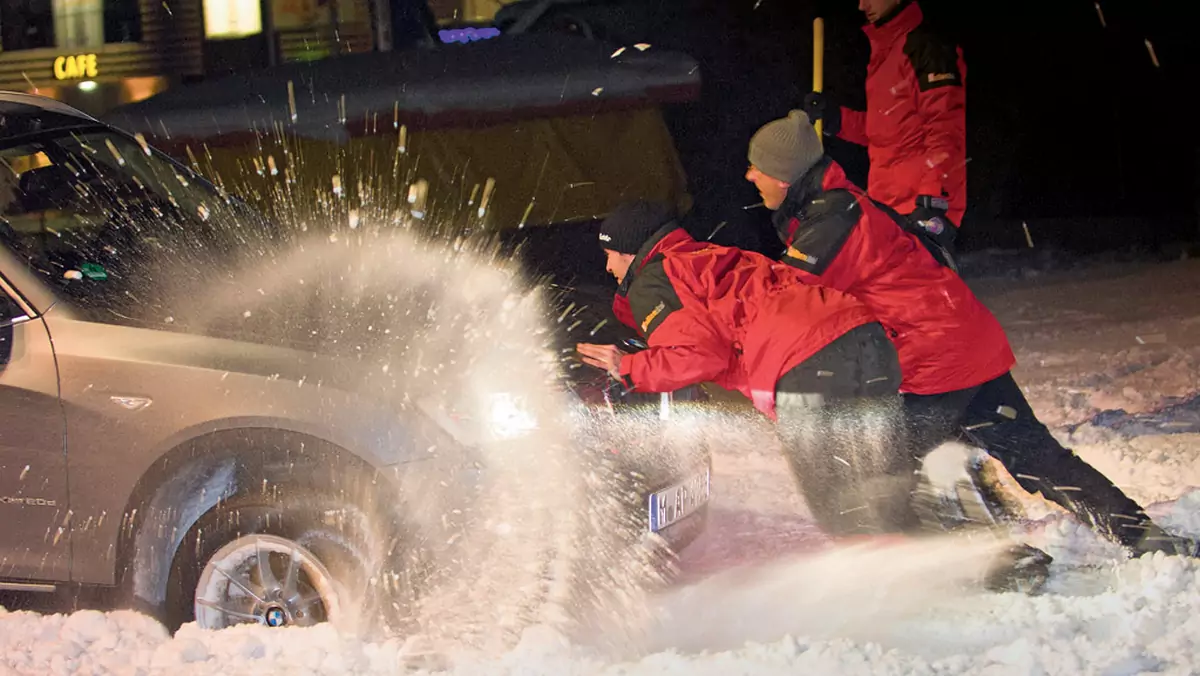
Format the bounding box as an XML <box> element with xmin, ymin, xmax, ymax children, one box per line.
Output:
<box><xmin>10</xmin><ymin>0</ymin><xmax>1197</xmax><ymax>257</ymax></box>
<box><xmin>565</xmin><ymin>0</ymin><xmax>1200</xmax><ymax>257</ymax></box>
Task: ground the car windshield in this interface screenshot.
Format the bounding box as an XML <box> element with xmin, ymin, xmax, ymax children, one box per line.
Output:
<box><xmin>0</xmin><ymin>126</ymin><xmax>270</xmax><ymax>324</ymax></box>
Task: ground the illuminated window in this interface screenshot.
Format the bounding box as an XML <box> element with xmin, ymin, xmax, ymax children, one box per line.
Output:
<box><xmin>430</xmin><ymin>0</ymin><xmax>509</xmax><ymax>26</ymax></box>
<box><xmin>462</xmin><ymin>0</ymin><xmax>504</xmax><ymax>23</ymax></box>
<box><xmin>54</xmin><ymin>0</ymin><xmax>105</xmax><ymax>48</ymax></box>
<box><xmin>204</xmin><ymin>0</ymin><xmax>263</xmax><ymax>39</ymax></box>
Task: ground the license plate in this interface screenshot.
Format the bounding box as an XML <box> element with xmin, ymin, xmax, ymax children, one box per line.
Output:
<box><xmin>648</xmin><ymin>467</ymin><xmax>710</xmax><ymax>532</ymax></box>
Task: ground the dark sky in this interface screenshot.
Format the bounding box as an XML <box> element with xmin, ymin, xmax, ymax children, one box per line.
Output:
<box><xmin>811</xmin><ymin>0</ymin><xmax>1198</xmax><ymax>250</ymax></box>
<box><xmin>465</xmin><ymin>0</ymin><xmax>1197</xmax><ymax>253</ymax></box>
<box><xmin>635</xmin><ymin>0</ymin><xmax>1200</xmax><ymax>253</ymax></box>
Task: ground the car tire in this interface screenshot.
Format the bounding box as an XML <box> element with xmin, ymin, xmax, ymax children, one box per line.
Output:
<box><xmin>162</xmin><ymin>491</ymin><xmax>422</xmax><ymax>636</ymax></box>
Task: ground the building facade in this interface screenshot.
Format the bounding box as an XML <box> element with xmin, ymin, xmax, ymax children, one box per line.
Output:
<box><xmin>1</xmin><ymin>0</ymin><xmax>202</xmax><ymax>116</ymax></box>
<box><xmin>1</xmin><ymin>0</ymin><xmax>382</xmax><ymax>117</ymax></box>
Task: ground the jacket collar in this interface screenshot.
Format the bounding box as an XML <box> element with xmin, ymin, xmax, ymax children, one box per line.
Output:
<box><xmin>616</xmin><ymin>222</ymin><xmax>687</xmax><ymax>296</ymax></box>
<box><xmin>772</xmin><ymin>157</ymin><xmax>854</xmax><ymax>226</ymax></box>
<box><xmin>863</xmin><ymin>0</ymin><xmax>921</xmax><ymax>45</ymax></box>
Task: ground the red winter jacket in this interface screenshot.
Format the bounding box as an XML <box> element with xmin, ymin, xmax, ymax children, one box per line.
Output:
<box><xmin>610</xmin><ymin>227</ymin><xmax>707</xmax><ymax>330</ymax></box>
<box><xmin>613</xmin><ymin>226</ymin><xmax>874</xmax><ymax>418</ymax></box>
<box><xmin>773</xmin><ymin>158</ymin><xmax>1013</xmax><ymax>395</ymax></box>
<box><xmin>837</xmin><ymin>0</ymin><xmax>967</xmax><ymax>225</ymax></box>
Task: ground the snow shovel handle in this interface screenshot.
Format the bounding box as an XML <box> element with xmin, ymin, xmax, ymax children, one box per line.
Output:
<box><xmin>813</xmin><ymin>17</ymin><xmax>825</xmax><ymax>142</ymax></box>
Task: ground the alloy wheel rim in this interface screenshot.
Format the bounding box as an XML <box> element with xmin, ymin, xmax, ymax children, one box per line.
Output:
<box><xmin>194</xmin><ymin>533</ymin><xmax>342</xmax><ymax>630</ymax></box>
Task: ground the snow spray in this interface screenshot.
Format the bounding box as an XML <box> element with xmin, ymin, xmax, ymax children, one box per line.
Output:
<box><xmin>636</xmin><ymin>533</ymin><xmax>1007</xmax><ymax>655</ymax></box>
<box><xmin>146</xmin><ymin>132</ymin><xmax>681</xmax><ymax>654</ymax></box>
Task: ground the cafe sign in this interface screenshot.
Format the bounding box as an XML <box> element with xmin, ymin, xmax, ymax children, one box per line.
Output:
<box><xmin>53</xmin><ymin>54</ymin><xmax>99</xmax><ymax>81</ymax></box>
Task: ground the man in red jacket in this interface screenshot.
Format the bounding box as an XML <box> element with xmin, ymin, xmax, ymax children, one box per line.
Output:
<box><xmin>803</xmin><ymin>0</ymin><xmax>964</xmax><ymax>249</ymax></box>
<box><xmin>576</xmin><ymin>200</ymin><xmax>915</xmax><ymax>537</ymax></box>
<box><xmin>745</xmin><ymin>110</ymin><xmax>1197</xmax><ymax>558</ymax></box>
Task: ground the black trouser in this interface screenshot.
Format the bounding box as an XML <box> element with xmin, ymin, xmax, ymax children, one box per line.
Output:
<box><xmin>902</xmin><ymin>372</ymin><xmax>1156</xmax><ymax>550</ymax></box>
<box><xmin>774</xmin><ymin>322</ymin><xmax>921</xmax><ymax>536</ymax></box>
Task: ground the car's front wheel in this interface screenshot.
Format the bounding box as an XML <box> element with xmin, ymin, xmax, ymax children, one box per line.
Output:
<box><xmin>163</xmin><ymin>493</ymin><xmax>417</xmax><ymax>635</ymax></box>
<box><xmin>192</xmin><ymin>532</ymin><xmax>342</xmax><ymax>629</ymax></box>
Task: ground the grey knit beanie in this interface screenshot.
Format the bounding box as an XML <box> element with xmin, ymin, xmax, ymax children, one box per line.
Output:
<box><xmin>748</xmin><ymin>109</ymin><xmax>823</xmax><ymax>184</ymax></box>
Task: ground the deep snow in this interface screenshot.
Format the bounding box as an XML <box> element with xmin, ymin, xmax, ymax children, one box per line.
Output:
<box><xmin>7</xmin><ymin>257</ymin><xmax>1200</xmax><ymax>675</ymax></box>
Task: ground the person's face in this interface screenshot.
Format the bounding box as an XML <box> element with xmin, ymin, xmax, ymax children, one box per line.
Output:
<box><xmin>745</xmin><ymin>165</ymin><xmax>791</xmax><ymax>211</ymax></box>
<box><xmin>858</xmin><ymin>0</ymin><xmax>902</xmax><ymax>23</ymax></box>
<box><xmin>605</xmin><ymin>249</ymin><xmax>636</xmax><ymax>284</ymax></box>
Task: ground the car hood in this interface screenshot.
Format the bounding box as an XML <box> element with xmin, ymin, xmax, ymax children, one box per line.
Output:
<box><xmin>43</xmin><ymin>229</ymin><xmax>568</xmax><ymax>401</ymax></box>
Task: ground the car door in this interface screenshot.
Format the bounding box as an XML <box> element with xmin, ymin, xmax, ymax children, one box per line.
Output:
<box><xmin>0</xmin><ymin>272</ymin><xmax>70</xmax><ymax>584</ymax></box>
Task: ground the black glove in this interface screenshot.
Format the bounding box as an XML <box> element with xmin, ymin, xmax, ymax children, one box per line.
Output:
<box><xmin>802</xmin><ymin>91</ymin><xmax>841</xmax><ymax>136</ymax></box>
<box><xmin>907</xmin><ymin>195</ymin><xmax>957</xmax><ymax>251</ymax></box>
<box><xmin>908</xmin><ymin>195</ymin><xmax>952</xmax><ymax>235</ymax></box>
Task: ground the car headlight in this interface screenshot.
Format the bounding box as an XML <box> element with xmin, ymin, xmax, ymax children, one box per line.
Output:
<box><xmin>417</xmin><ymin>391</ymin><xmax>543</xmax><ymax>447</ymax></box>
<box><xmin>485</xmin><ymin>392</ymin><xmax>539</xmax><ymax>440</ymax></box>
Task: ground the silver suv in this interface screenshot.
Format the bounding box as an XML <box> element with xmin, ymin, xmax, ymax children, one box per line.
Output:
<box><xmin>0</xmin><ymin>92</ymin><xmax>710</xmax><ymax>634</ymax></box>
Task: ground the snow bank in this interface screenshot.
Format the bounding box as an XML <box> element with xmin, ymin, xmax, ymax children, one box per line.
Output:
<box><xmin>6</xmin><ymin>258</ymin><xmax>1200</xmax><ymax>674</ymax></box>
<box><xmin>5</xmin><ymin>536</ymin><xmax>1200</xmax><ymax>675</ymax></box>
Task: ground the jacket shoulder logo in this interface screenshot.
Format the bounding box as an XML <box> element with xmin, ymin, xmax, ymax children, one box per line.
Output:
<box><xmin>928</xmin><ymin>72</ymin><xmax>957</xmax><ymax>83</ymax></box>
<box><xmin>641</xmin><ymin>301</ymin><xmax>666</xmax><ymax>333</ymax></box>
<box><xmin>785</xmin><ymin>246</ymin><xmax>819</xmax><ymax>265</ymax></box>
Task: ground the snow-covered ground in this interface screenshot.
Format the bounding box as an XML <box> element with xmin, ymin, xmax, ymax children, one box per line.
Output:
<box><xmin>7</xmin><ymin>257</ymin><xmax>1200</xmax><ymax>675</ymax></box>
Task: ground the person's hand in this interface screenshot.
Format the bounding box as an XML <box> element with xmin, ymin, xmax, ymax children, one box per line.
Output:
<box><xmin>908</xmin><ymin>195</ymin><xmax>952</xmax><ymax>238</ymax></box>
<box><xmin>802</xmin><ymin>91</ymin><xmax>840</xmax><ymax>136</ymax></box>
<box><xmin>576</xmin><ymin>343</ymin><xmax>626</xmax><ymax>380</ymax></box>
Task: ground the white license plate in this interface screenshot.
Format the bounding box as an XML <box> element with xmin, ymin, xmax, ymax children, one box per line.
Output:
<box><xmin>648</xmin><ymin>467</ymin><xmax>710</xmax><ymax>532</ymax></box>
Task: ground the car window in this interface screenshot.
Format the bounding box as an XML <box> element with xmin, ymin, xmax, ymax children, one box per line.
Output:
<box><xmin>0</xmin><ymin>128</ymin><xmax>269</xmax><ymax>325</ymax></box>
<box><xmin>0</xmin><ymin>289</ymin><xmax>13</xmax><ymax>363</ymax></box>
<box><xmin>0</xmin><ymin>287</ymin><xmax>22</xmax><ymax>324</ymax></box>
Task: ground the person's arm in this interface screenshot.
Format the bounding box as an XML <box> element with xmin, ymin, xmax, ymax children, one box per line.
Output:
<box><xmin>903</xmin><ymin>28</ymin><xmax>966</xmax><ymax>209</ymax></box>
<box><xmin>577</xmin><ymin>263</ymin><xmax>733</xmax><ymax>392</ymax></box>
<box><xmin>837</xmin><ymin>106</ymin><xmax>868</xmax><ymax>146</ymax></box>
<box><xmin>617</xmin><ymin>312</ymin><xmax>732</xmax><ymax>393</ymax></box>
